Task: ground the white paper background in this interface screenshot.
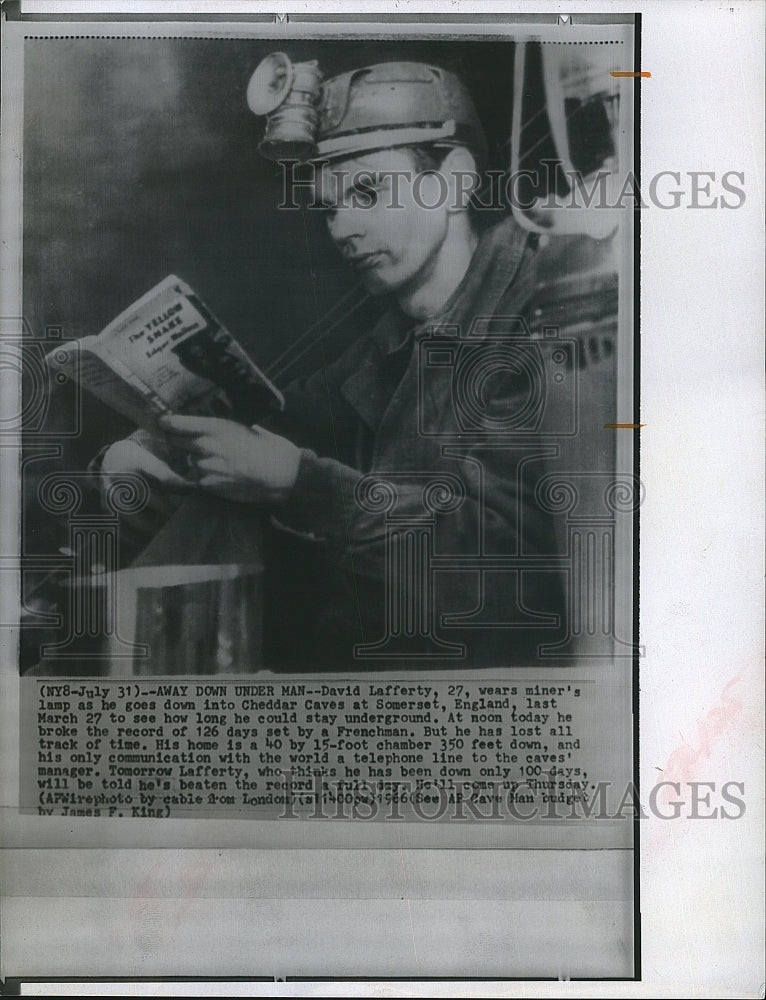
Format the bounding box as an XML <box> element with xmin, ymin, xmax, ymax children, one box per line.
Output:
<box><xmin>2</xmin><ymin>0</ymin><xmax>764</xmax><ymax>995</ymax></box>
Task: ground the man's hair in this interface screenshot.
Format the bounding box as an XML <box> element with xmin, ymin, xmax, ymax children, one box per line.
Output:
<box><xmin>405</xmin><ymin>143</ymin><xmax>454</xmax><ymax>173</ymax></box>
<box><xmin>402</xmin><ymin>143</ymin><xmax>495</xmax><ymax>225</ymax></box>
<box><xmin>405</xmin><ymin>142</ymin><xmax>486</xmax><ymax>174</ymax></box>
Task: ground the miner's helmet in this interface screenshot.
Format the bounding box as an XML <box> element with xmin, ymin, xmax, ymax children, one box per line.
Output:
<box><xmin>247</xmin><ymin>53</ymin><xmax>488</xmax><ymax>168</ymax></box>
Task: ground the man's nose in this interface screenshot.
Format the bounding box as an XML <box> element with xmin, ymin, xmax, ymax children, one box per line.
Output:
<box><xmin>327</xmin><ymin>207</ymin><xmax>366</xmax><ymax>246</ymax></box>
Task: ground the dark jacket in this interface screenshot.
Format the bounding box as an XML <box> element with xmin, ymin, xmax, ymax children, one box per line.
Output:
<box><xmin>264</xmin><ymin>214</ymin><xmax>567</xmax><ymax>669</ymax></box>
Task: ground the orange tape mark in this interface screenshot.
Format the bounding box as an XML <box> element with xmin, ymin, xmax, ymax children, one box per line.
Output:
<box><xmin>611</xmin><ymin>71</ymin><xmax>652</xmax><ymax>78</ymax></box>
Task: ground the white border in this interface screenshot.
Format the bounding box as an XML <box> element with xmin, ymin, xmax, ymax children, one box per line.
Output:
<box><xmin>1</xmin><ymin>0</ymin><xmax>764</xmax><ymax>995</ymax></box>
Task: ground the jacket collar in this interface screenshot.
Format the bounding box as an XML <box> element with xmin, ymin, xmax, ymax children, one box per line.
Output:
<box><xmin>370</xmin><ymin>213</ymin><xmax>531</xmax><ymax>354</ymax></box>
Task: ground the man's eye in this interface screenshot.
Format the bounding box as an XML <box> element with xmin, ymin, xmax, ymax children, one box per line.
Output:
<box><xmin>353</xmin><ymin>185</ymin><xmax>378</xmax><ymax>208</ymax></box>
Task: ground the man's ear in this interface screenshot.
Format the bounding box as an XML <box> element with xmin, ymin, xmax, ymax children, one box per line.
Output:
<box><xmin>442</xmin><ymin>146</ymin><xmax>480</xmax><ymax>214</ymax></box>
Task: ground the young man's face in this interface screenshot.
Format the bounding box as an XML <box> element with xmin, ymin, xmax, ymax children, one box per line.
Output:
<box><xmin>316</xmin><ymin>148</ymin><xmax>454</xmax><ymax>297</ymax></box>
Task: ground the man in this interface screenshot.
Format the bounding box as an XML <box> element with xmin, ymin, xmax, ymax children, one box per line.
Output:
<box><xmin>102</xmin><ymin>60</ymin><xmax>566</xmax><ymax>668</ymax></box>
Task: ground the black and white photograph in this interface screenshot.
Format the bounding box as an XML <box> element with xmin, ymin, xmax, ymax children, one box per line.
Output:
<box><xmin>17</xmin><ymin>29</ymin><xmax>635</xmax><ymax>679</ymax></box>
<box><xmin>0</xmin><ymin>2</ymin><xmax>762</xmax><ymax>994</ymax></box>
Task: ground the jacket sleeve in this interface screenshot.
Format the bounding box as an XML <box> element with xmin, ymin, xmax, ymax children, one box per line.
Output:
<box><xmin>274</xmin><ymin>384</ymin><xmax>557</xmax><ymax>582</ymax></box>
<box><xmin>269</xmin><ymin>374</ymin><xmax>563</xmax><ymax>664</ymax></box>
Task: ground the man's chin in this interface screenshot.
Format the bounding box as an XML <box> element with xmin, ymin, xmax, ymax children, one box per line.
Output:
<box><xmin>358</xmin><ymin>269</ymin><xmax>397</xmax><ymax>295</ymax></box>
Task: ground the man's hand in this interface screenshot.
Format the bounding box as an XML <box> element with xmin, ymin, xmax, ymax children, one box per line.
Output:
<box><xmin>157</xmin><ymin>415</ymin><xmax>301</xmax><ymax>505</ymax></box>
<box><xmin>98</xmin><ymin>437</ymin><xmax>194</xmax><ymax>532</ymax></box>
<box><xmin>101</xmin><ymin>438</ymin><xmax>193</xmax><ymax>493</ymax></box>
